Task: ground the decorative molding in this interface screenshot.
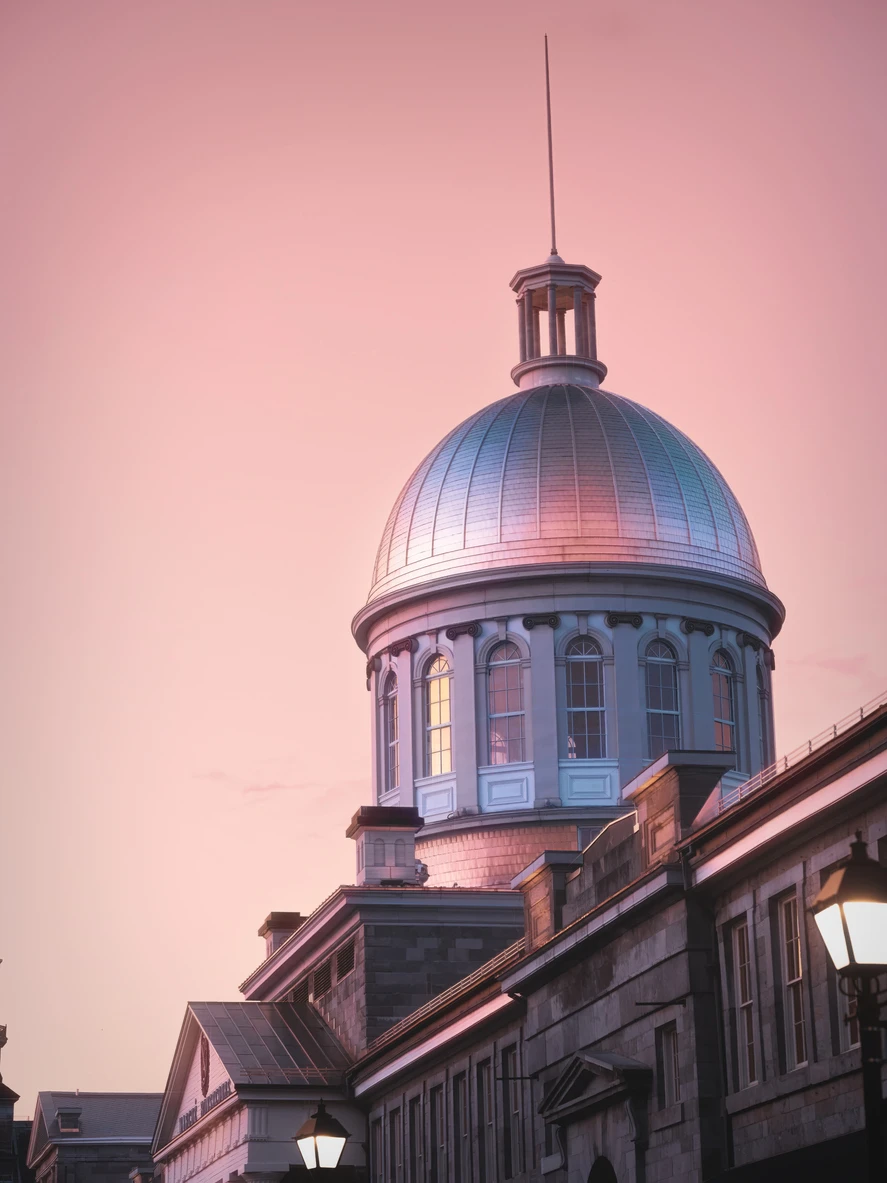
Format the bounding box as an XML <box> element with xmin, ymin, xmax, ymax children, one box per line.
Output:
<box><xmin>523</xmin><ymin>614</ymin><xmax>561</xmax><ymax>630</ymax></box>
<box><xmin>605</xmin><ymin>612</ymin><xmax>643</xmax><ymax>629</ymax></box>
<box><xmin>736</xmin><ymin>630</ymin><xmax>763</xmax><ymax>650</ymax></box>
<box><xmin>680</xmin><ymin>617</ymin><xmax>715</xmax><ymax>637</ymax></box>
<box><xmin>767</xmin><ymin>648</ymin><xmax>776</xmax><ymax>670</ymax></box>
<box><xmin>388</xmin><ymin>636</ymin><xmax>416</xmax><ymax>657</ymax></box>
<box><xmin>199</xmin><ymin>1034</ymin><xmax>210</xmax><ymax>1097</ymax></box>
<box><xmin>445</xmin><ymin>620</ymin><xmax>482</xmax><ymax>640</ymax></box>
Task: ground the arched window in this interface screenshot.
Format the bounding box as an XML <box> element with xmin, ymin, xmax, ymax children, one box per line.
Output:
<box><xmin>564</xmin><ymin>637</ymin><xmax>606</xmax><ymax>759</ymax></box>
<box><xmin>757</xmin><ymin>666</ymin><xmax>771</xmax><ymax>765</ymax></box>
<box><xmin>645</xmin><ymin>640</ymin><xmax>680</xmax><ymax>760</ymax></box>
<box><xmin>711</xmin><ymin>650</ymin><xmax>735</xmax><ymax>752</ymax></box>
<box><xmin>394</xmin><ymin>837</ymin><xmax>405</xmax><ymax>866</ymax></box>
<box><xmin>488</xmin><ymin>642</ymin><xmax>525</xmax><ymax>764</ymax></box>
<box><xmin>383</xmin><ymin>673</ymin><xmax>399</xmax><ymax>794</ymax></box>
<box><xmin>425</xmin><ymin>655</ymin><xmax>452</xmax><ymax>777</ymax></box>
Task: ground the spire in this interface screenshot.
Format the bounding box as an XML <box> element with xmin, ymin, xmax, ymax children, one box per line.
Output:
<box><xmin>507</xmin><ymin>39</ymin><xmax>607</xmax><ymax>390</ymax></box>
<box><xmin>545</xmin><ymin>35</ymin><xmax>558</xmax><ymax>258</ymax></box>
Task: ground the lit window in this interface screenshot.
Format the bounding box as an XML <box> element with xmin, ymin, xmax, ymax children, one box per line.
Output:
<box><xmin>779</xmin><ymin>895</ymin><xmax>808</xmax><ymax>1069</ymax></box>
<box><xmin>733</xmin><ymin>920</ymin><xmax>757</xmax><ymax>1087</ymax></box>
<box><xmin>645</xmin><ymin>640</ymin><xmax>681</xmax><ymax>759</ymax></box>
<box><xmin>711</xmin><ymin>650</ymin><xmax>735</xmax><ymax>752</ymax></box>
<box><xmin>425</xmin><ymin>656</ymin><xmax>452</xmax><ymax>777</ymax></box>
<box><xmin>488</xmin><ymin>643</ymin><xmax>525</xmax><ymax>764</ymax></box>
<box><xmin>564</xmin><ymin>637</ymin><xmax>605</xmax><ymax>759</ymax></box>
<box><xmin>383</xmin><ymin>674</ymin><xmax>399</xmax><ymax>794</ymax></box>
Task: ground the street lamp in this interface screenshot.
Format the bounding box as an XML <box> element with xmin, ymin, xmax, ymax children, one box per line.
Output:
<box><xmin>294</xmin><ymin>1100</ymin><xmax>349</xmax><ymax>1171</ymax></box>
<box><xmin>812</xmin><ymin>832</ymin><xmax>887</xmax><ymax>1182</ymax></box>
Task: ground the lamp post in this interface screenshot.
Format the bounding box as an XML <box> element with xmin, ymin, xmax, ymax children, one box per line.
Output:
<box><xmin>294</xmin><ymin>1100</ymin><xmax>349</xmax><ymax>1172</ymax></box>
<box><xmin>812</xmin><ymin>832</ymin><xmax>887</xmax><ymax>1182</ymax></box>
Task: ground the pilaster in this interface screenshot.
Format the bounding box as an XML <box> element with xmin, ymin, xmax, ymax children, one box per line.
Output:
<box><xmin>452</xmin><ymin>630</ymin><xmax>479</xmax><ymax>811</ymax></box>
<box><xmin>529</xmin><ymin>623</ymin><xmax>558</xmax><ymax>800</ymax></box>
<box><xmin>396</xmin><ymin>646</ymin><xmax>415</xmax><ymax>804</ymax></box>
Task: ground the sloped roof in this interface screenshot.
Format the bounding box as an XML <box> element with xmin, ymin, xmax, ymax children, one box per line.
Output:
<box><xmin>35</xmin><ymin>1092</ymin><xmax>161</xmax><ymax>1141</ymax></box>
<box><xmin>190</xmin><ymin>1001</ymin><xmax>350</xmax><ymax>1086</ymax></box>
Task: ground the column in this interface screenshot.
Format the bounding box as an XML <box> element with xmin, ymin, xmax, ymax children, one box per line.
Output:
<box><xmin>523</xmin><ymin>291</ymin><xmax>535</xmax><ymax>359</ymax></box>
<box><xmin>741</xmin><ymin>642</ymin><xmax>762</xmax><ymax>774</ymax></box>
<box><xmin>573</xmin><ymin>286</ymin><xmax>585</xmax><ymax>356</ymax></box>
<box><xmin>548</xmin><ymin>282</ymin><xmax>558</xmax><ymax>355</ymax></box>
<box><xmin>369</xmin><ymin>661</ymin><xmax>380</xmax><ymax>802</ymax></box>
<box><xmin>533</xmin><ymin>307</ymin><xmax>541</xmax><ymax>358</ymax></box>
<box><xmin>586</xmin><ymin>294</ymin><xmax>598</xmax><ymax>360</ymax></box>
<box><xmin>396</xmin><ymin>647</ymin><xmax>415</xmax><ymax>805</ymax></box>
<box><xmin>612</xmin><ymin>624</ymin><xmax>645</xmax><ymax>784</ymax></box>
<box><xmin>517</xmin><ymin>298</ymin><xmax>527</xmax><ymax>362</ymax></box>
<box><xmin>453</xmin><ymin>631</ymin><xmax>479</xmax><ymax>812</ymax></box>
<box><xmin>530</xmin><ymin>626</ymin><xmax>558</xmax><ymax>800</ymax></box>
<box><xmin>686</xmin><ymin>631</ymin><xmax>715</xmax><ymax>749</ymax></box>
<box><xmin>556</xmin><ymin>310</ymin><xmax>566</xmax><ymax>355</ymax></box>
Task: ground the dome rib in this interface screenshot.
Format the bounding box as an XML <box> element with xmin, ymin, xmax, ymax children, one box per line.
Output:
<box><xmin>366</xmin><ymin>385</ymin><xmax>766</xmax><ymax>606</ymax></box>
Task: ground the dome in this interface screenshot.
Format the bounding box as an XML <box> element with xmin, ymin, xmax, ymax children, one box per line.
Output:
<box><xmin>367</xmin><ymin>384</ymin><xmax>765</xmax><ymax>606</ymax></box>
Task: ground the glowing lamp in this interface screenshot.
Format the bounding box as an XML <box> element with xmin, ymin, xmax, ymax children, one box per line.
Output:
<box><xmin>294</xmin><ymin>1100</ymin><xmax>348</xmax><ymax>1171</ymax></box>
<box><xmin>812</xmin><ymin>833</ymin><xmax>887</xmax><ymax>976</ymax></box>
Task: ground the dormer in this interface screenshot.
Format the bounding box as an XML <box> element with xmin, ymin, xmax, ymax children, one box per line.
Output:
<box><xmin>56</xmin><ymin>1107</ymin><xmax>81</xmax><ymax>1135</ymax></box>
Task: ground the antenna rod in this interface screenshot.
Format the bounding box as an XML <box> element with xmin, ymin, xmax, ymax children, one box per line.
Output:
<box><xmin>544</xmin><ymin>35</ymin><xmax>557</xmax><ymax>256</ymax></box>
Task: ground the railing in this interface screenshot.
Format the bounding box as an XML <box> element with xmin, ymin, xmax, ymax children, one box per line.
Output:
<box><xmin>719</xmin><ymin>688</ymin><xmax>887</xmax><ymax>813</ymax></box>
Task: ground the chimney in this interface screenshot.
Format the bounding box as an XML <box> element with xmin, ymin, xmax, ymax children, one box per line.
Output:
<box><xmin>622</xmin><ymin>750</ymin><xmax>736</xmax><ymax>867</ymax></box>
<box><xmin>258</xmin><ymin>912</ymin><xmax>306</xmax><ymax>959</ymax></box>
<box><xmin>511</xmin><ymin>850</ymin><xmax>582</xmax><ymax>950</ymax></box>
<box><xmin>346</xmin><ymin>806</ymin><xmax>423</xmax><ymax>886</ymax></box>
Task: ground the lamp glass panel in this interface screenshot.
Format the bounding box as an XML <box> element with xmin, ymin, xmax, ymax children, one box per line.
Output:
<box><xmin>843</xmin><ymin>901</ymin><xmax>887</xmax><ymax>966</ymax></box>
<box><xmin>296</xmin><ymin>1137</ymin><xmax>318</xmax><ymax>1170</ymax></box>
<box><xmin>317</xmin><ymin>1135</ymin><xmax>346</xmax><ymax>1168</ymax></box>
<box><xmin>814</xmin><ymin>904</ymin><xmax>850</xmax><ymax>970</ymax></box>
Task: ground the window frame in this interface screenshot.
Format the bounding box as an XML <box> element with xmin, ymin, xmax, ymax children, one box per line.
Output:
<box><xmin>407</xmin><ymin>1095</ymin><xmax>423</xmax><ymax>1183</ymax></box>
<box><xmin>476</xmin><ymin>1058</ymin><xmax>495</xmax><ymax>1182</ymax></box>
<box><xmin>501</xmin><ymin>1044</ymin><xmax>522</xmax><ymax>1178</ymax></box>
<box><xmin>383</xmin><ymin>673</ymin><xmax>400</xmax><ymax>795</ymax></box>
<box><xmin>487</xmin><ymin>642</ymin><xmax>526</xmax><ymax>765</ymax></box>
<box><xmin>778</xmin><ymin>893</ymin><xmax>808</xmax><ymax>1071</ymax></box>
<box><xmin>428</xmin><ymin>1084</ymin><xmax>446</xmax><ymax>1183</ymax></box>
<box><xmin>644</xmin><ymin>639</ymin><xmax>681</xmax><ymax>760</ymax></box>
<box><xmin>656</xmin><ymin>1021</ymin><xmax>682</xmax><ymax>1109</ymax></box>
<box><xmin>452</xmin><ymin>1071</ymin><xmax>470</xmax><ymax>1183</ymax></box>
<box><xmin>424</xmin><ymin>654</ymin><xmax>453</xmax><ymax>778</ymax></box>
<box><xmin>563</xmin><ymin>636</ymin><xmax>606</xmax><ymax>760</ymax></box>
<box><xmin>732</xmin><ymin>919</ymin><xmax>758</xmax><ymax>1088</ymax></box>
<box><xmin>711</xmin><ymin>649</ymin><xmax>736</xmax><ymax>753</ymax></box>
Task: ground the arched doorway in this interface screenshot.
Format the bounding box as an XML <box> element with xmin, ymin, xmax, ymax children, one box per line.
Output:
<box><xmin>588</xmin><ymin>1156</ymin><xmax>618</xmax><ymax>1183</ymax></box>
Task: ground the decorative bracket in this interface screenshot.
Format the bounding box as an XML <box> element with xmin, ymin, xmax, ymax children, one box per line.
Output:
<box><xmin>736</xmin><ymin>630</ymin><xmax>762</xmax><ymax>650</ymax></box>
<box><xmin>445</xmin><ymin>621</ymin><xmax>482</xmax><ymax>640</ymax></box>
<box><xmin>681</xmin><ymin>617</ymin><xmax>715</xmax><ymax>636</ymax></box>
<box><xmin>605</xmin><ymin>612</ymin><xmax>642</xmax><ymax>629</ymax></box>
<box><xmin>388</xmin><ymin>636</ymin><xmax>416</xmax><ymax>657</ymax></box>
<box><xmin>523</xmin><ymin>614</ymin><xmax>561</xmax><ymax>630</ymax></box>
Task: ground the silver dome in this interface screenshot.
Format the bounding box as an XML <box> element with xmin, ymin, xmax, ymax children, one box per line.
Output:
<box><xmin>367</xmin><ymin>385</ymin><xmax>765</xmax><ymax>605</ymax></box>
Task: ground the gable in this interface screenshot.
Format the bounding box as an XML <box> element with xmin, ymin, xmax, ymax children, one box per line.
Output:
<box><xmin>173</xmin><ymin>1031</ymin><xmax>233</xmax><ymax>1138</ymax></box>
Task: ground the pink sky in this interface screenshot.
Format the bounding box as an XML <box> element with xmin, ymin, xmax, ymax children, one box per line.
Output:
<box><xmin>1</xmin><ymin>0</ymin><xmax>885</xmax><ymax>1114</ymax></box>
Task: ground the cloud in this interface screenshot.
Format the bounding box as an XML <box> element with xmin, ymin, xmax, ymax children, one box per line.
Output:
<box><xmin>242</xmin><ymin>780</ymin><xmax>313</xmax><ymax>796</ymax></box>
<box><xmin>193</xmin><ymin>767</ymin><xmax>368</xmax><ymax>805</ymax></box>
<box><xmin>789</xmin><ymin>653</ymin><xmax>878</xmax><ymax>680</ymax></box>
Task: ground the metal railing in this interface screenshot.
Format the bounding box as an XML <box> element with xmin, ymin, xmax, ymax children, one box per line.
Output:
<box><xmin>718</xmin><ymin>688</ymin><xmax>887</xmax><ymax>813</ymax></box>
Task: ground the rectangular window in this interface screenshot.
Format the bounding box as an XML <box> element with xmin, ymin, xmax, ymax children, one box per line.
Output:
<box><xmin>501</xmin><ymin>1045</ymin><xmax>522</xmax><ymax>1178</ymax></box>
<box><xmin>453</xmin><ymin>1073</ymin><xmax>469</xmax><ymax>1183</ymax></box>
<box><xmin>733</xmin><ymin>920</ymin><xmax>758</xmax><ymax>1087</ymax></box>
<box><xmin>429</xmin><ymin>1086</ymin><xmax>445</xmax><ymax>1183</ymax></box>
<box><xmin>779</xmin><ymin>895</ymin><xmax>808</xmax><ymax>1069</ymax></box>
<box><xmin>657</xmin><ymin>1022</ymin><xmax>681</xmax><ymax>1108</ymax></box>
<box><xmin>370</xmin><ymin>1119</ymin><xmax>384</xmax><ymax>1183</ymax></box>
<box><xmin>407</xmin><ymin>1096</ymin><xmax>422</xmax><ymax>1183</ymax></box>
<box><xmin>388</xmin><ymin>1109</ymin><xmax>403</xmax><ymax>1183</ymax></box>
<box><xmin>477</xmin><ymin>1059</ymin><xmax>495</xmax><ymax>1182</ymax></box>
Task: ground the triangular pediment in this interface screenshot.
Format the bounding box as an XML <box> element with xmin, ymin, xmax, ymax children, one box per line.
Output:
<box><xmin>539</xmin><ymin>1051</ymin><xmax>652</xmax><ymax>1124</ymax></box>
<box><xmin>153</xmin><ymin>1008</ymin><xmax>233</xmax><ymax>1154</ymax></box>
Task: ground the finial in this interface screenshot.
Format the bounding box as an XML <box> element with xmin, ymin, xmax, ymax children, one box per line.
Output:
<box><xmin>544</xmin><ymin>35</ymin><xmax>558</xmax><ymax>258</ymax></box>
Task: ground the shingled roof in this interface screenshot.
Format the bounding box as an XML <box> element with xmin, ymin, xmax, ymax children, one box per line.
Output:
<box><xmin>33</xmin><ymin>1092</ymin><xmax>161</xmax><ymax>1141</ymax></box>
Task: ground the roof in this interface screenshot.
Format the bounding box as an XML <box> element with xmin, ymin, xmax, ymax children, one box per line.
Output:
<box><xmin>189</xmin><ymin>1001</ymin><xmax>350</xmax><ymax>1086</ymax></box>
<box><xmin>34</xmin><ymin>1093</ymin><xmax>161</xmax><ymax>1141</ymax></box>
<box><xmin>364</xmin><ymin>385</ymin><xmax>766</xmax><ymax>609</ymax></box>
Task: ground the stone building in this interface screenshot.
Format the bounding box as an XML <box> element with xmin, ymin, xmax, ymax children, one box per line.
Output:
<box><xmin>27</xmin><ymin>1093</ymin><xmax>161</xmax><ymax>1183</ymax></box>
<box><xmin>149</xmin><ymin>229</ymin><xmax>886</xmax><ymax>1181</ymax></box>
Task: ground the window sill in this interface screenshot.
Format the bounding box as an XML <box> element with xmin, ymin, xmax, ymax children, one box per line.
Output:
<box><xmin>725</xmin><ymin>1050</ymin><xmax>864</xmax><ymax>1114</ymax></box>
<box><xmin>650</xmin><ymin>1102</ymin><xmax>683</xmax><ymax>1132</ymax></box>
